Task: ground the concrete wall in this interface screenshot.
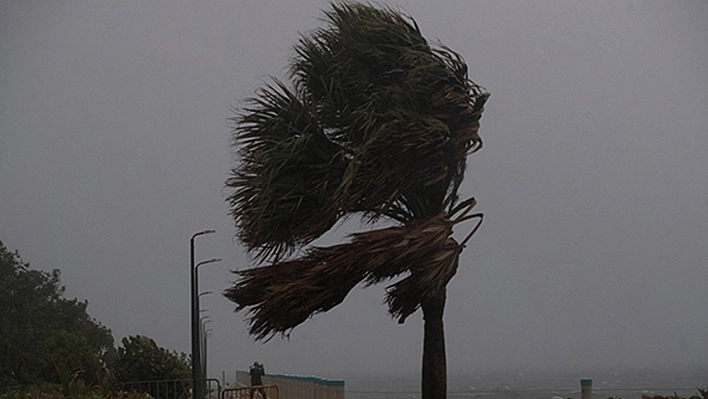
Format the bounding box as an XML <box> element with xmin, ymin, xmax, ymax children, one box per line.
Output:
<box><xmin>235</xmin><ymin>371</ymin><xmax>344</xmax><ymax>399</ymax></box>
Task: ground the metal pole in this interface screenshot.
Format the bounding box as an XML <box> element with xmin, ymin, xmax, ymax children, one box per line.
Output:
<box><xmin>195</xmin><ymin>258</ymin><xmax>220</xmax><ymax>388</ymax></box>
<box><xmin>204</xmin><ymin>329</ymin><xmax>213</xmax><ymax>382</ymax></box>
<box><xmin>199</xmin><ymin>313</ymin><xmax>211</xmax><ymax>380</ymax></box>
<box><xmin>202</xmin><ymin>325</ymin><xmax>213</xmax><ymax>381</ymax></box>
<box><xmin>200</xmin><ymin>317</ymin><xmax>212</xmax><ymax>399</ymax></box>
<box><xmin>191</xmin><ymin>229</ymin><xmax>215</xmax><ymax>399</ymax></box>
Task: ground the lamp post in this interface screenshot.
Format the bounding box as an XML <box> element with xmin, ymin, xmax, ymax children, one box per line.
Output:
<box><xmin>195</xmin><ymin>258</ymin><xmax>220</xmax><ymax>395</ymax></box>
<box><xmin>203</xmin><ymin>328</ymin><xmax>213</xmax><ymax>383</ymax></box>
<box><xmin>200</xmin><ymin>318</ymin><xmax>213</xmax><ymax>382</ymax></box>
<box><xmin>199</xmin><ymin>316</ymin><xmax>212</xmax><ymax>399</ymax></box>
<box><xmin>198</xmin><ymin>290</ymin><xmax>212</xmax><ymax>378</ymax></box>
<box><xmin>190</xmin><ymin>229</ymin><xmax>215</xmax><ymax>399</ymax></box>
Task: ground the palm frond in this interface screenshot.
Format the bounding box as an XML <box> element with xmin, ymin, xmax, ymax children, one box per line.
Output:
<box><xmin>384</xmin><ymin>237</ymin><xmax>460</xmax><ymax>323</ymax></box>
<box><xmin>226</xmin><ymin>81</ymin><xmax>346</xmax><ymax>261</ymax></box>
<box><xmin>288</xmin><ymin>2</ymin><xmax>489</xmax><ymax>221</ymax></box>
<box><xmin>228</xmin><ymin>3</ymin><xmax>489</xmax><ymax>262</ymax></box>
<box><xmin>224</xmin><ymin>202</ymin><xmax>483</xmax><ymax>340</ymax></box>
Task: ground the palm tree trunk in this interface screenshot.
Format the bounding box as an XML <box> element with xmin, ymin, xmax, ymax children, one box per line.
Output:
<box><xmin>421</xmin><ymin>289</ymin><xmax>447</xmax><ymax>399</ymax></box>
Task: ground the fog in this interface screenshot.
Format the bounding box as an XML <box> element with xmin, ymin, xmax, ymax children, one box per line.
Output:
<box><xmin>1</xmin><ymin>0</ymin><xmax>707</xmax><ymax>380</ymax></box>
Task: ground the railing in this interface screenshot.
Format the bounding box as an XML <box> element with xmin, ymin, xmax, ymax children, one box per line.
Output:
<box><xmin>222</xmin><ymin>385</ymin><xmax>280</xmax><ymax>399</ymax></box>
<box><xmin>346</xmin><ymin>388</ymin><xmax>706</xmax><ymax>399</ymax></box>
<box><xmin>121</xmin><ymin>378</ymin><xmax>221</xmax><ymax>399</ymax></box>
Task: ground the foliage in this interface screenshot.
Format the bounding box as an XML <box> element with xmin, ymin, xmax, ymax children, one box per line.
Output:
<box><xmin>112</xmin><ymin>335</ymin><xmax>190</xmax><ymax>399</ymax></box>
<box><xmin>0</xmin><ymin>241</ymin><xmax>115</xmax><ymax>393</ymax></box>
<box><xmin>225</xmin><ymin>0</ymin><xmax>487</xmax><ymax>338</ymax></box>
<box><xmin>0</xmin><ymin>241</ymin><xmax>192</xmax><ymax>398</ymax></box>
<box><xmin>0</xmin><ymin>382</ymin><xmax>153</xmax><ymax>399</ymax></box>
<box><xmin>642</xmin><ymin>389</ymin><xmax>708</xmax><ymax>399</ymax></box>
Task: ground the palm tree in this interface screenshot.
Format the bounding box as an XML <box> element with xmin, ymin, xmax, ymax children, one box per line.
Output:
<box><xmin>224</xmin><ymin>3</ymin><xmax>489</xmax><ymax>399</ymax></box>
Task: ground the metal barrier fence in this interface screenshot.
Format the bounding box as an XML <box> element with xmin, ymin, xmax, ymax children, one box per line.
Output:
<box><xmin>345</xmin><ymin>388</ymin><xmax>706</xmax><ymax>399</ymax></box>
<box><xmin>222</xmin><ymin>385</ymin><xmax>280</xmax><ymax>399</ymax></box>
<box><xmin>122</xmin><ymin>378</ymin><xmax>221</xmax><ymax>399</ymax></box>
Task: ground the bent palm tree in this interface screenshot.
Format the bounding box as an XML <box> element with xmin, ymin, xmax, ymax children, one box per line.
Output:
<box><xmin>224</xmin><ymin>3</ymin><xmax>488</xmax><ymax>399</ymax></box>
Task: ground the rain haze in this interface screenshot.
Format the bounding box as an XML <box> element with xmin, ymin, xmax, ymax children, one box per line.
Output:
<box><xmin>2</xmin><ymin>0</ymin><xmax>707</xmax><ymax>382</ymax></box>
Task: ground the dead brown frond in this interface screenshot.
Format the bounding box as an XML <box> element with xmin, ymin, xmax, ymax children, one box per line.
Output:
<box><xmin>225</xmin><ymin>214</ymin><xmax>449</xmax><ymax>340</ymax></box>
<box><xmin>225</xmin><ymin>198</ymin><xmax>482</xmax><ymax>340</ymax></box>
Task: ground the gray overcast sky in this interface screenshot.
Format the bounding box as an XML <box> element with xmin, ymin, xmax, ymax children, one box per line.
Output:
<box><xmin>1</xmin><ymin>0</ymin><xmax>707</xmax><ymax>380</ymax></box>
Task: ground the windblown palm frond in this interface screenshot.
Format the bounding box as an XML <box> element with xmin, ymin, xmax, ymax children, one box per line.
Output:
<box><xmin>226</xmin><ymin>80</ymin><xmax>347</xmax><ymax>261</ymax></box>
<box><xmin>291</xmin><ymin>3</ymin><xmax>488</xmax><ymax>221</ymax></box>
<box><xmin>224</xmin><ymin>204</ymin><xmax>481</xmax><ymax>341</ymax></box>
<box><xmin>226</xmin><ymin>2</ymin><xmax>488</xmax><ymax>261</ymax></box>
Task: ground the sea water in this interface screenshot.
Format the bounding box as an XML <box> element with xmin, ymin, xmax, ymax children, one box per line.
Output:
<box><xmin>344</xmin><ymin>367</ymin><xmax>707</xmax><ymax>399</ymax></box>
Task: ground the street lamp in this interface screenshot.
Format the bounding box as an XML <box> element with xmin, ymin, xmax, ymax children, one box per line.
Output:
<box><xmin>196</xmin><ymin>259</ymin><xmax>220</xmax><ymax>322</ymax></box>
<box><xmin>190</xmin><ymin>229</ymin><xmax>215</xmax><ymax>399</ymax></box>
<box><xmin>195</xmin><ymin>258</ymin><xmax>220</xmax><ymax>396</ymax></box>
<box><xmin>199</xmin><ymin>291</ymin><xmax>213</xmax><ymax>315</ymax></box>
<box><xmin>200</xmin><ymin>319</ymin><xmax>213</xmax><ymax>385</ymax></box>
<box><xmin>203</xmin><ymin>328</ymin><xmax>213</xmax><ymax>381</ymax></box>
<box><xmin>199</xmin><ymin>316</ymin><xmax>212</xmax><ymax>398</ymax></box>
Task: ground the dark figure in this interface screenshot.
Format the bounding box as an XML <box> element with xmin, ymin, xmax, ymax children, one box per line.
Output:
<box><xmin>249</xmin><ymin>362</ymin><xmax>266</xmax><ymax>399</ymax></box>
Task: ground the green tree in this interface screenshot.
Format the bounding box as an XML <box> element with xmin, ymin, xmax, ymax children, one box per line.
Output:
<box><xmin>224</xmin><ymin>3</ymin><xmax>488</xmax><ymax>399</ymax></box>
<box><xmin>0</xmin><ymin>240</ymin><xmax>115</xmax><ymax>393</ymax></box>
<box><xmin>112</xmin><ymin>335</ymin><xmax>190</xmax><ymax>399</ymax></box>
